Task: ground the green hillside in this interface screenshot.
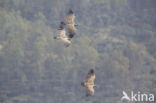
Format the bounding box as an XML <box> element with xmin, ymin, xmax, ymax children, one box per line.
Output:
<box><xmin>0</xmin><ymin>0</ymin><xmax>156</xmax><ymax>103</ymax></box>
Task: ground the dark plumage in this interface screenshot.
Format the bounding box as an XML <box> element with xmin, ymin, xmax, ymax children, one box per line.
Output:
<box><xmin>68</xmin><ymin>9</ymin><xmax>74</xmax><ymax>14</ymax></box>
<box><xmin>90</xmin><ymin>69</ymin><xmax>94</xmax><ymax>74</ymax></box>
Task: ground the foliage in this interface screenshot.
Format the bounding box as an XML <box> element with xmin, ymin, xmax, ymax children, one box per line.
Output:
<box><xmin>0</xmin><ymin>0</ymin><xmax>156</xmax><ymax>103</ymax></box>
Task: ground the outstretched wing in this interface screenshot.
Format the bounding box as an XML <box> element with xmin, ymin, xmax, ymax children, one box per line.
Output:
<box><xmin>66</xmin><ymin>24</ymin><xmax>77</xmax><ymax>39</ymax></box>
<box><xmin>85</xmin><ymin>69</ymin><xmax>95</xmax><ymax>84</ymax></box>
<box><xmin>85</xmin><ymin>85</ymin><xmax>94</xmax><ymax>97</ymax></box>
<box><xmin>58</xmin><ymin>29</ymin><xmax>67</xmax><ymax>38</ymax></box>
<box><xmin>57</xmin><ymin>22</ymin><xmax>68</xmax><ymax>38</ymax></box>
<box><xmin>64</xmin><ymin>9</ymin><xmax>75</xmax><ymax>24</ymax></box>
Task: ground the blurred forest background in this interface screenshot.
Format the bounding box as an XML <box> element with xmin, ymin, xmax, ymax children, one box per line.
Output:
<box><xmin>0</xmin><ymin>0</ymin><xmax>156</xmax><ymax>103</ymax></box>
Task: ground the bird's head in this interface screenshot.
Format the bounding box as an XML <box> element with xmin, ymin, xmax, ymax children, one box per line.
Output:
<box><xmin>90</xmin><ymin>69</ymin><xmax>94</xmax><ymax>74</ymax></box>
<box><xmin>68</xmin><ymin>9</ymin><xmax>73</xmax><ymax>14</ymax></box>
<box><xmin>60</xmin><ymin>21</ymin><xmax>65</xmax><ymax>25</ymax></box>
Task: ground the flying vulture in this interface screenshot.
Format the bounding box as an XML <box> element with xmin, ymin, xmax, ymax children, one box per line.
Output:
<box><xmin>81</xmin><ymin>69</ymin><xmax>97</xmax><ymax>97</ymax></box>
<box><xmin>63</xmin><ymin>9</ymin><xmax>77</xmax><ymax>39</ymax></box>
<box><xmin>54</xmin><ymin>22</ymin><xmax>71</xmax><ymax>47</ymax></box>
<box><xmin>54</xmin><ymin>9</ymin><xmax>77</xmax><ymax>47</ymax></box>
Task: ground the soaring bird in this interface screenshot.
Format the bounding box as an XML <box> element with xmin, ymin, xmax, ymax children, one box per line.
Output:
<box><xmin>62</xmin><ymin>9</ymin><xmax>77</xmax><ymax>39</ymax></box>
<box><xmin>54</xmin><ymin>22</ymin><xmax>71</xmax><ymax>47</ymax></box>
<box><xmin>81</xmin><ymin>69</ymin><xmax>97</xmax><ymax>97</ymax></box>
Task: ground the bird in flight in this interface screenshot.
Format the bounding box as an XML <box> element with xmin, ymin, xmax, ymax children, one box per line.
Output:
<box><xmin>62</xmin><ymin>9</ymin><xmax>78</xmax><ymax>39</ymax></box>
<box><xmin>81</xmin><ymin>69</ymin><xmax>98</xmax><ymax>97</ymax></box>
<box><xmin>54</xmin><ymin>22</ymin><xmax>71</xmax><ymax>47</ymax></box>
<box><xmin>54</xmin><ymin>9</ymin><xmax>77</xmax><ymax>47</ymax></box>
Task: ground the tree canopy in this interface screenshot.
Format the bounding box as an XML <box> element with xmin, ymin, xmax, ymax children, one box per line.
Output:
<box><xmin>0</xmin><ymin>0</ymin><xmax>156</xmax><ymax>103</ymax></box>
